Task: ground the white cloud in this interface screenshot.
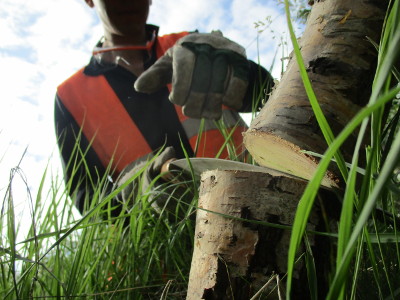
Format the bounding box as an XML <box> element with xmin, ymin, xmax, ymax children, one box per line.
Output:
<box><xmin>148</xmin><ymin>0</ymin><xmax>290</xmax><ymax>78</ymax></box>
<box><xmin>0</xmin><ymin>0</ymin><xmax>101</xmax><ymax>207</ymax></box>
<box><xmin>149</xmin><ymin>0</ymin><xmax>223</xmax><ymax>34</ymax></box>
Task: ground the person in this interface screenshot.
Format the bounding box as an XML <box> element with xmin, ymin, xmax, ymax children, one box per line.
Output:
<box><xmin>54</xmin><ymin>0</ymin><xmax>274</xmax><ymax>218</ymax></box>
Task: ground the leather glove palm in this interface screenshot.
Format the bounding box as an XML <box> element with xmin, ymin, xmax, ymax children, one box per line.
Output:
<box><xmin>134</xmin><ymin>31</ymin><xmax>249</xmax><ymax>120</ymax></box>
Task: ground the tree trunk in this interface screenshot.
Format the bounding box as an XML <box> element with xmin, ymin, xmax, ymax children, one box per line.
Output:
<box><xmin>186</xmin><ymin>0</ymin><xmax>389</xmax><ymax>298</ymax></box>
<box><xmin>186</xmin><ymin>170</ymin><xmax>325</xmax><ymax>300</ymax></box>
<box><xmin>243</xmin><ymin>0</ymin><xmax>388</xmax><ymax>186</ymax></box>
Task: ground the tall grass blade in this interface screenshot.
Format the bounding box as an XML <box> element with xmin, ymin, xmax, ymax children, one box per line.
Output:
<box><xmin>286</xmin><ymin>86</ymin><xmax>400</xmax><ymax>299</ymax></box>
<box><xmin>304</xmin><ymin>234</ymin><xmax>318</xmax><ymax>300</ymax></box>
<box><xmin>285</xmin><ymin>0</ymin><xmax>400</xmax><ymax>296</ymax></box>
<box><xmin>283</xmin><ymin>0</ymin><xmax>348</xmax><ymax>180</ymax></box>
<box><xmin>327</xmin><ymin>118</ymin><xmax>400</xmax><ymax>299</ymax></box>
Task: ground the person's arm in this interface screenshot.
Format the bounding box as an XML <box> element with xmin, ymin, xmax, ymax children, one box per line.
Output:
<box><xmin>135</xmin><ymin>31</ymin><xmax>274</xmax><ymax>119</ymax></box>
<box><xmin>240</xmin><ymin>60</ymin><xmax>274</xmax><ymax>113</ymax></box>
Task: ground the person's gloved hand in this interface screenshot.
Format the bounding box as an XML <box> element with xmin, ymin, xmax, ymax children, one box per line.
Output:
<box><xmin>142</xmin><ymin>146</ymin><xmax>176</xmax><ymax>189</ymax></box>
<box><xmin>134</xmin><ymin>31</ymin><xmax>250</xmax><ymax>120</ymax></box>
<box><xmin>113</xmin><ymin>146</ymin><xmax>177</xmax><ymax>212</ymax></box>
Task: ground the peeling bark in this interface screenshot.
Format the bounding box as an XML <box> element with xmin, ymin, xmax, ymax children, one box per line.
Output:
<box><xmin>186</xmin><ymin>1</ymin><xmax>390</xmax><ymax>298</ymax></box>
<box><xmin>243</xmin><ymin>0</ymin><xmax>388</xmax><ymax>186</ymax></box>
<box><xmin>186</xmin><ymin>170</ymin><xmax>322</xmax><ymax>300</ymax></box>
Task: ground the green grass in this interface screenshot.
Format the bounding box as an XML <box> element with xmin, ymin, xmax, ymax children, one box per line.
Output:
<box><xmin>1</xmin><ymin>1</ymin><xmax>400</xmax><ymax>299</ymax></box>
<box><xmin>284</xmin><ymin>0</ymin><xmax>400</xmax><ymax>299</ymax></box>
<box><xmin>1</xmin><ymin>151</ymin><xmax>198</xmax><ymax>299</ymax></box>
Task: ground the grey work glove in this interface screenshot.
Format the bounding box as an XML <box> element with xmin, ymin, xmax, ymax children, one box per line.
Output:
<box><xmin>134</xmin><ymin>31</ymin><xmax>250</xmax><ymax>120</ymax></box>
<box><xmin>113</xmin><ymin>147</ymin><xmax>179</xmax><ymax>213</ymax></box>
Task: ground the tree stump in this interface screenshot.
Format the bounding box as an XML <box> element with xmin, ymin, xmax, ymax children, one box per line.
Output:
<box><xmin>186</xmin><ymin>170</ymin><xmax>325</xmax><ymax>300</ymax></box>
<box><xmin>186</xmin><ymin>1</ymin><xmax>389</xmax><ymax>298</ymax></box>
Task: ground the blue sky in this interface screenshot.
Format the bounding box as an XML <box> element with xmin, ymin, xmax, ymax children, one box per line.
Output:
<box><xmin>0</xmin><ymin>0</ymin><xmax>301</xmax><ymax>217</ymax></box>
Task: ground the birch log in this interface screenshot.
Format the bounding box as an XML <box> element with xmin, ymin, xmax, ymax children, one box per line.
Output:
<box><xmin>186</xmin><ymin>170</ymin><xmax>323</xmax><ymax>300</ymax></box>
<box><xmin>243</xmin><ymin>0</ymin><xmax>388</xmax><ymax>187</ymax></box>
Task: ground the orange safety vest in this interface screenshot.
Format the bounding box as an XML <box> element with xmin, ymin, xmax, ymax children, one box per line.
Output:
<box><xmin>57</xmin><ymin>32</ymin><xmax>247</xmax><ymax>177</ymax></box>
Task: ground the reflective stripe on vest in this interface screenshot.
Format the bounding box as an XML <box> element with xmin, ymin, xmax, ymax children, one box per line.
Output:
<box><xmin>181</xmin><ymin>110</ymin><xmax>247</xmax><ymax>158</ymax></box>
<box><xmin>57</xmin><ymin>70</ymin><xmax>152</xmax><ymax>175</ymax></box>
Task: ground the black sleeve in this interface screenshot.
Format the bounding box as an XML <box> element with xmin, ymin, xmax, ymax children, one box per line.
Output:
<box><xmin>54</xmin><ymin>94</ymin><xmax>112</xmax><ymax>214</ymax></box>
<box><xmin>240</xmin><ymin>60</ymin><xmax>275</xmax><ymax>113</ymax></box>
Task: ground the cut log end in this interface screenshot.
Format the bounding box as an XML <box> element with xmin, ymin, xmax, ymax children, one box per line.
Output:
<box><xmin>243</xmin><ymin>130</ymin><xmax>339</xmax><ymax>189</ymax></box>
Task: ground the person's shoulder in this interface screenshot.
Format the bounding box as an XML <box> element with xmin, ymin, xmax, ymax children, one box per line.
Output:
<box><xmin>159</xmin><ymin>31</ymin><xmax>190</xmax><ymax>38</ymax></box>
<box><xmin>159</xmin><ymin>29</ymin><xmax>198</xmax><ymax>39</ymax></box>
<box><xmin>57</xmin><ymin>67</ymin><xmax>86</xmax><ymax>90</ymax></box>
<box><xmin>157</xmin><ymin>31</ymin><xmax>194</xmax><ymax>51</ymax></box>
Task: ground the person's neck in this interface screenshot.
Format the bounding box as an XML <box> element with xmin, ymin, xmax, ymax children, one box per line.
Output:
<box><xmin>101</xmin><ymin>30</ymin><xmax>149</xmax><ymax>76</ymax></box>
<box><xmin>103</xmin><ymin>28</ymin><xmax>147</xmax><ymax>47</ymax></box>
